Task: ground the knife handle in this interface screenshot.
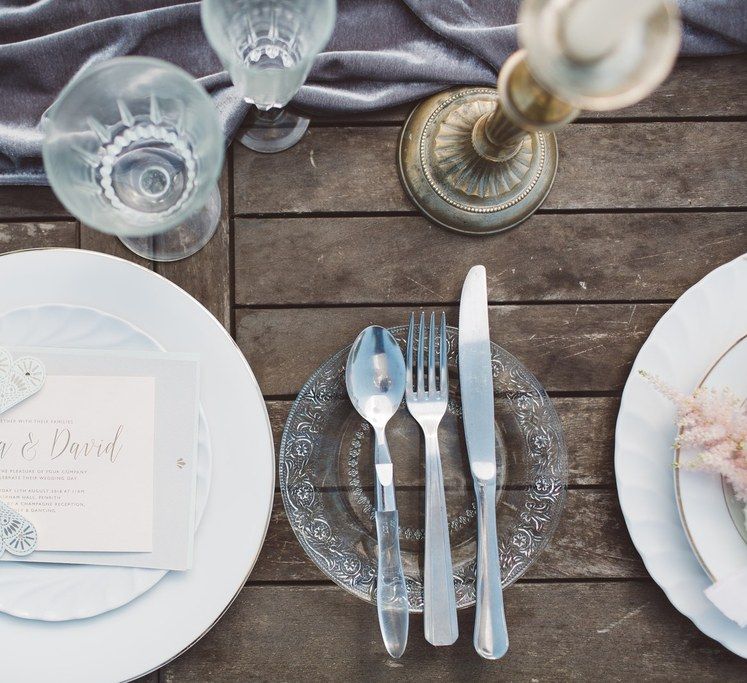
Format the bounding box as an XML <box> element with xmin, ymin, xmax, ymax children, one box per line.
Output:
<box><xmin>424</xmin><ymin>432</ymin><xmax>459</xmax><ymax>646</ymax></box>
<box><xmin>375</xmin><ymin>510</ymin><xmax>409</xmax><ymax>659</ymax></box>
<box><xmin>474</xmin><ymin>480</ymin><xmax>509</xmax><ymax>659</ymax></box>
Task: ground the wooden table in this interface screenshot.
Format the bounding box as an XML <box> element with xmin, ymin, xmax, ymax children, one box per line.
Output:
<box><xmin>2</xmin><ymin>55</ymin><xmax>746</xmax><ymax>681</ymax></box>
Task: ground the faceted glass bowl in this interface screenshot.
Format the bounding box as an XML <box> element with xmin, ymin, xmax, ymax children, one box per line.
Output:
<box><xmin>42</xmin><ymin>57</ymin><xmax>224</xmax><ymax>238</ymax></box>
<box><xmin>201</xmin><ymin>0</ymin><xmax>336</xmax><ymax>111</ymax></box>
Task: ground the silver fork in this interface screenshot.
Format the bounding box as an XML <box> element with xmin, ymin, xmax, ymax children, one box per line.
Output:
<box><xmin>406</xmin><ymin>312</ymin><xmax>459</xmax><ymax>646</ymax></box>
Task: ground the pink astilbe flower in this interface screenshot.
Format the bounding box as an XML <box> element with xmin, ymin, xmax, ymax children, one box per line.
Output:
<box><xmin>640</xmin><ymin>371</ymin><xmax>747</xmax><ymax>510</ymax></box>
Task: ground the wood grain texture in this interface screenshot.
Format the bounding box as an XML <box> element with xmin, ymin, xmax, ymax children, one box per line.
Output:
<box><xmin>80</xmin><ymin>225</ymin><xmax>154</xmax><ymax>270</ymax></box>
<box><xmin>555</xmin><ymin>396</ymin><xmax>618</xmax><ymax>486</ymax></box>
<box><xmin>162</xmin><ymin>582</ymin><xmax>747</xmax><ymax>682</ymax></box>
<box><xmin>306</xmin><ymin>56</ymin><xmax>747</xmax><ymax>124</ymax></box>
<box><xmin>267</xmin><ymin>396</ymin><xmax>617</xmax><ymax>487</ymax></box>
<box><xmin>233</xmin><ymin>122</ymin><xmax>747</xmax><ymax>215</ymax></box>
<box><xmin>236</xmin><ymin>304</ymin><xmax>665</xmax><ymax>396</ymax></box>
<box><xmin>132</xmin><ymin>674</ymin><xmax>158</xmax><ymax>683</ymax></box>
<box><xmin>594</xmin><ymin>55</ymin><xmax>747</xmax><ymax>119</ymax></box>
<box><xmin>156</xmin><ymin>167</ymin><xmax>232</xmax><ymax>330</ymax></box>
<box><xmin>552</xmin><ymin>122</ymin><xmax>746</xmax><ymax>210</ymax></box>
<box><xmin>233</xmin><ymin>126</ymin><xmax>407</xmax><ymax>214</ymax></box>
<box><xmin>250</xmin><ymin>488</ymin><xmax>643</xmax><ymax>583</ymax></box>
<box><xmin>235</xmin><ymin>212</ymin><xmax>746</xmax><ymax>306</ymax></box>
<box><xmin>0</xmin><ymin>186</ymin><xmax>67</xmax><ymax>220</ymax></box>
<box><xmin>0</xmin><ymin>221</ymin><xmax>76</xmax><ymax>253</ymax></box>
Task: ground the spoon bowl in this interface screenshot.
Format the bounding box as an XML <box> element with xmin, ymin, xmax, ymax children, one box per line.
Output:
<box><xmin>345</xmin><ymin>326</ymin><xmax>406</xmax><ymax>428</ymax></box>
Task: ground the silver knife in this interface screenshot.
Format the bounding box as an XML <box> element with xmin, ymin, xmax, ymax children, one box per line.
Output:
<box><xmin>458</xmin><ymin>265</ymin><xmax>509</xmax><ymax>660</ymax></box>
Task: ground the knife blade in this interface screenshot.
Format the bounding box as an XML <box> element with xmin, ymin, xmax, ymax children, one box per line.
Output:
<box><xmin>459</xmin><ymin>265</ymin><xmax>498</xmax><ymax>482</ymax></box>
<box><xmin>459</xmin><ymin>264</ymin><xmax>509</xmax><ymax>660</ymax></box>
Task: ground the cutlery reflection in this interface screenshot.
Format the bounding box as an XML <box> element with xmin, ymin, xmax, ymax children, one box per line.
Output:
<box><xmin>345</xmin><ymin>326</ymin><xmax>409</xmax><ymax>658</ymax></box>
<box><xmin>405</xmin><ymin>311</ymin><xmax>459</xmax><ymax>646</ymax></box>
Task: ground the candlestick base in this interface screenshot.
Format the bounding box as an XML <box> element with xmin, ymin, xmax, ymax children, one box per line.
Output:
<box><xmin>398</xmin><ymin>87</ymin><xmax>558</xmax><ymax>235</ymax></box>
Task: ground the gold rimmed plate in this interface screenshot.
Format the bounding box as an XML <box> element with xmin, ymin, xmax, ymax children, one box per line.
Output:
<box><xmin>675</xmin><ymin>334</ymin><xmax>747</xmax><ymax>582</ymax></box>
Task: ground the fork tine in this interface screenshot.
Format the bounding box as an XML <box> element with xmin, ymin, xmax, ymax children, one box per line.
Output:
<box><xmin>428</xmin><ymin>311</ymin><xmax>436</xmax><ymax>395</ymax></box>
<box><xmin>417</xmin><ymin>312</ymin><xmax>425</xmax><ymax>395</ymax></box>
<box><xmin>439</xmin><ymin>312</ymin><xmax>448</xmax><ymax>396</ymax></box>
<box><xmin>406</xmin><ymin>313</ymin><xmax>414</xmax><ymax>396</ymax></box>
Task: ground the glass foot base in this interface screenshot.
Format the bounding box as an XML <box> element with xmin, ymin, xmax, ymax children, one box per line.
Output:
<box><xmin>240</xmin><ymin>108</ymin><xmax>309</xmax><ymax>153</ymax></box>
<box><xmin>119</xmin><ymin>184</ymin><xmax>222</xmax><ymax>262</ymax></box>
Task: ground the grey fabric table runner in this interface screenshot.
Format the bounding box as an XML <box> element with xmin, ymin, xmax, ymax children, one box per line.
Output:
<box><xmin>0</xmin><ymin>0</ymin><xmax>744</xmax><ymax>186</ymax></box>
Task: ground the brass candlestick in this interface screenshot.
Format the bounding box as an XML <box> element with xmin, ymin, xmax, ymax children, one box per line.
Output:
<box><xmin>398</xmin><ymin>0</ymin><xmax>681</xmax><ymax>235</ymax></box>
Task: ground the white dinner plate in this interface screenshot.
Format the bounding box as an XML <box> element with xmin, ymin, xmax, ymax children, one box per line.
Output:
<box><xmin>0</xmin><ymin>303</ymin><xmax>212</xmax><ymax>621</ymax></box>
<box><xmin>676</xmin><ymin>335</ymin><xmax>747</xmax><ymax>581</ymax></box>
<box><xmin>0</xmin><ymin>249</ymin><xmax>274</xmax><ymax>682</ymax></box>
<box><xmin>615</xmin><ymin>253</ymin><xmax>747</xmax><ymax>658</ymax></box>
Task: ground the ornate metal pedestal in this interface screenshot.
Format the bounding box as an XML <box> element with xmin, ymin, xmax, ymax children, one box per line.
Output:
<box><xmin>399</xmin><ymin>87</ymin><xmax>558</xmax><ymax>235</ymax></box>
<box><xmin>398</xmin><ymin>0</ymin><xmax>681</xmax><ymax>235</ymax></box>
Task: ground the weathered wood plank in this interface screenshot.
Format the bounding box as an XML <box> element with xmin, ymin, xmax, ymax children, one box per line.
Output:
<box><xmin>156</xmin><ymin>167</ymin><xmax>232</xmax><ymax>330</ymax></box>
<box><xmin>553</xmin><ymin>122</ymin><xmax>746</xmax><ymax>210</ymax></box>
<box><xmin>234</xmin><ymin>126</ymin><xmax>407</xmax><ymax>213</ymax></box>
<box><xmin>0</xmin><ymin>186</ymin><xmax>67</xmax><ymax>220</ymax></box>
<box><xmin>250</xmin><ymin>488</ymin><xmax>643</xmax><ymax>583</ymax></box>
<box><xmin>236</xmin><ymin>304</ymin><xmax>665</xmax><ymax>396</ymax></box>
<box><xmin>555</xmin><ymin>396</ymin><xmax>617</xmax><ymax>486</ymax></box>
<box><xmin>0</xmin><ymin>221</ymin><xmax>77</xmax><ymax>254</ymax></box>
<box><xmin>80</xmin><ymin>226</ymin><xmax>154</xmax><ymax>270</ymax></box>
<box><xmin>305</xmin><ymin>56</ymin><xmax>747</xmax><ymax>124</ymax></box>
<box><xmin>233</xmin><ymin>122</ymin><xmax>747</xmax><ymax>214</ymax></box>
<box><xmin>591</xmin><ymin>55</ymin><xmax>747</xmax><ymax>119</ymax></box>
<box><xmin>235</xmin><ymin>212</ymin><xmax>746</xmax><ymax>306</ymax></box>
<box><xmin>267</xmin><ymin>396</ymin><xmax>617</xmax><ymax>487</ymax></box>
<box><xmin>132</xmin><ymin>673</ymin><xmax>158</xmax><ymax>683</ymax></box>
<box><xmin>162</xmin><ymin>582</ymin><xmax>747</xmax><ymax>682</ymax></box>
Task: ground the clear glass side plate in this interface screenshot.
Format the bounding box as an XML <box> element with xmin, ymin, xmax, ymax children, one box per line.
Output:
<box><xmin>279</xmin><ymin>325</ymin><xmax>568</xmax><ymax>611</ymax></box>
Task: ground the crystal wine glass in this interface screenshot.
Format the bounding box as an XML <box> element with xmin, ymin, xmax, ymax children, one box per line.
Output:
<box><xmin>202</xmin><ymin>0</ymin><xmax>336</xmax><ymax>153</ymax></box>
<box><xmin>42</xmin><ymin>57</ymin><xmax>224</xmax><ymax>262</ymax></box>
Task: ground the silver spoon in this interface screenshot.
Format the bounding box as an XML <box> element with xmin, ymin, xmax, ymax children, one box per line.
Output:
<box><xmin>346</xmin><ymin>326</ymin><xmax>409</xmax><ymax>659</ymax></box>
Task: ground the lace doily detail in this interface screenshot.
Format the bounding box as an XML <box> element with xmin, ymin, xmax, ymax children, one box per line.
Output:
<box><xmin>0</xmin><ymin>347</ymin><xmax>45</xmax><ymax>415</ymax></box>
<box><xmin>0</xmin><ymin>500</ymin><xmax>37</xmax><ymax>557</ymax></box>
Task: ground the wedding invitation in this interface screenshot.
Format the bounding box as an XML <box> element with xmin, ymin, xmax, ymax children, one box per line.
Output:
<box><xmin>0</xmin><ymin>374</ymin><xmax>155</xmax><ymax>552</ymax></box>
<box><xmin>0</xmin><ymin>347</ymin><xmax>201</xmax><ymax>571</ymax></box>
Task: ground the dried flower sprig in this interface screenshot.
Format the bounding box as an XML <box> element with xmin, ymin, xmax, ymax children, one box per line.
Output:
<box><xmin>640</xmin><ymin>371</ymin><xmax>747</xmax><ymax>516</ymax></box>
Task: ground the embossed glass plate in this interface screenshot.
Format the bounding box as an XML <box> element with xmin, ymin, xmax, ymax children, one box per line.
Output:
<box><xmin>280</xmin><ymin>325</ymin><xmax>568</xmax><ymax>611</ymax></box>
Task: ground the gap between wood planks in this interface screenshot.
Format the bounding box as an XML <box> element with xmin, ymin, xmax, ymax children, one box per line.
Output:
<box><xmin>232</xmin><ymin>299</ymin><xmax>677</xmax><ymax>310</ymax></box>
<box><xmin>231</xmin><ymin>206</ymin><xmax>747</xmax><ymax>219</ymax></box>
<box><xmin>296</xmin><ymin>114</ymin><xmax>747</xmax><ymax>128</ymax></box>
<box><xmin>243</xmin><ymin>576</ymin><xmax>652</xmax><ymax>587</ymax></box>
<box><xmin>260</xmin><ymin>389</ymin><xmax>622</xmax><ymax>401</ymax></box>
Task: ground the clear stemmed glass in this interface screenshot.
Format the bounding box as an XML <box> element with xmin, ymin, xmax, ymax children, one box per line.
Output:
<box><xmin>42</xmin><ymin>57</ymin><xmax>224</xmax><ymax>262</ymax></box>
<box><xmin>202</xmin><ymin>0</ymin><xmax>336</xmax><ymax>153</ymax></box>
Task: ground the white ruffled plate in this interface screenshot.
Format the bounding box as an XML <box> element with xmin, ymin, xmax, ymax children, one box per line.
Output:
<box><xmin>0</xmin><ymin>249</ymin><xmax>273</xmax><ymax>682</ymax></box>
<box><xmin>615</xmin><ymin>254</ymin><xmax>747</xmax><ymax>658</ymax></box>
<box><xmin>0</xmin><ymin>304</ymin><xmax>212</xmax><ymax>621</ymax></box>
